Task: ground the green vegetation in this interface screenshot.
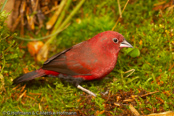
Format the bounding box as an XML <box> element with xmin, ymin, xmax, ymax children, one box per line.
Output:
<box><xmin>0</xmin><ymin>0</ymin><xmax>174</xmax><ymax>115</ymax></box>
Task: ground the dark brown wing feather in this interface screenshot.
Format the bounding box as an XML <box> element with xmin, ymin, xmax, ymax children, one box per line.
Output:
<box><xmin>42</xmin><ymin>48</ymin><xmax>91</xmax><ymax>76</ymax></box>
<box><xmin>44</xmin><ymin>48</ymin><xmax>71</xmax><ymax>64</ymax></box>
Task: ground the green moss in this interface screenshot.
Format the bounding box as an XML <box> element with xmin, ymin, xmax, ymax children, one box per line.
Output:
<box><xmin>1</xmin><ymin>0</ymin><xmax>174</xmax><ymax>115</ymax></box>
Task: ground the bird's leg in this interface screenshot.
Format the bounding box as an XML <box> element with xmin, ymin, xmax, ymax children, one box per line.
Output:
<box><xmin>77</xmin><ymin>85</ymin><xmax>96</xmax><ymax>97</ymax></box>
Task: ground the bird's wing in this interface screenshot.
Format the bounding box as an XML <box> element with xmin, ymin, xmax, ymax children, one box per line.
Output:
<box><xmin>43</xmin><ymin>48</ymin><xmax>71</xmax><ymax>64</ymax></box>
<box><xmin>42</xmin><ymin>48</ymin><xmax>91</xmax><ymax>76</ymax></box>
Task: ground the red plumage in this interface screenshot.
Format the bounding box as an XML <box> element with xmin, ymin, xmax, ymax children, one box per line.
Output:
<box><xmin>13</xmin><ymin>31</ymin><xmax>133</xmax><ymax>96</ymax></box>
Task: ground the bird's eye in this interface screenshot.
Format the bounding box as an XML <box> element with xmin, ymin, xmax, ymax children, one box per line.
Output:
<box><xmin>113</xmin><ymin>38</ymin><xmax>118</xmax><ymax>43</ymax></box>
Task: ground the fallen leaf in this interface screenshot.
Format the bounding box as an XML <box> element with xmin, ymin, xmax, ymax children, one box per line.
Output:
<box><xmin>27</xmin><ymin>41</ymin><xmax>44</xmax><ymax>56</ymax></box>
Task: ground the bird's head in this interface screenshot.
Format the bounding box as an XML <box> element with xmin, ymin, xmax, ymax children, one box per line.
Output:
<box><xmin>89</xmin><ymin>31</ymin><xmax>133</xmax><ymax>53</ymax></box>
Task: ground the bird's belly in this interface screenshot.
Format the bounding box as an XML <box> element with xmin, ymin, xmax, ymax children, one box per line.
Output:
<box><xmin>92</xmin><ymin>62</ymin><xmax>116</xmax><ymax>79</ymax></box>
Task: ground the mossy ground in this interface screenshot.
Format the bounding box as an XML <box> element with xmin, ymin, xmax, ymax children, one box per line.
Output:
<box><xmin>0</xmin><ymin>0</ymin><xmax>174</xmax><ymax>115</ymax></box>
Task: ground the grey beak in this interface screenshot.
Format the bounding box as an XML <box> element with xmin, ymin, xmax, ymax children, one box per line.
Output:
<box><xmin>120</xmin><ymin>39</ymin><xmax>133</xmax><ymax>48</ymax></box>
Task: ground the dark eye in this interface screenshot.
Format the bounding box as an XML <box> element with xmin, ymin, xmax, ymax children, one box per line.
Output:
<box><xmin>113</xmin><ymin>38</ymin><xmax>118</xmax><ymax>43</ymax></box>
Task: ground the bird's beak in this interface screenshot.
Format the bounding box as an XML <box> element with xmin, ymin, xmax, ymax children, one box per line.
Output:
<box><xmin>120</xmin><ymin>39</ymin><xmax>133</xmax><ymax>48</ymax></box>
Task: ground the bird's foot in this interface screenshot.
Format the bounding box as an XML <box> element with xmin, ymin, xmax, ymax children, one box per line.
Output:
<box><xmin>77</xmin><ymin>85</ymin><xmax>96</xmax><ymax>97</ymax></box>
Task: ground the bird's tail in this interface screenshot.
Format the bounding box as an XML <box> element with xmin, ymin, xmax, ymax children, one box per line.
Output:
<box><xmin>13</xmin><ymin>69</ymin><xmax>45</xmax><ymax>85</ymax></box>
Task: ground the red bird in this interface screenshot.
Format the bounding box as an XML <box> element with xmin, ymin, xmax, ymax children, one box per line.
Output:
<box><xmin>13</xmin><ymin>31</ymin><xmax>133</xmax><ymax>96</ymax></box>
